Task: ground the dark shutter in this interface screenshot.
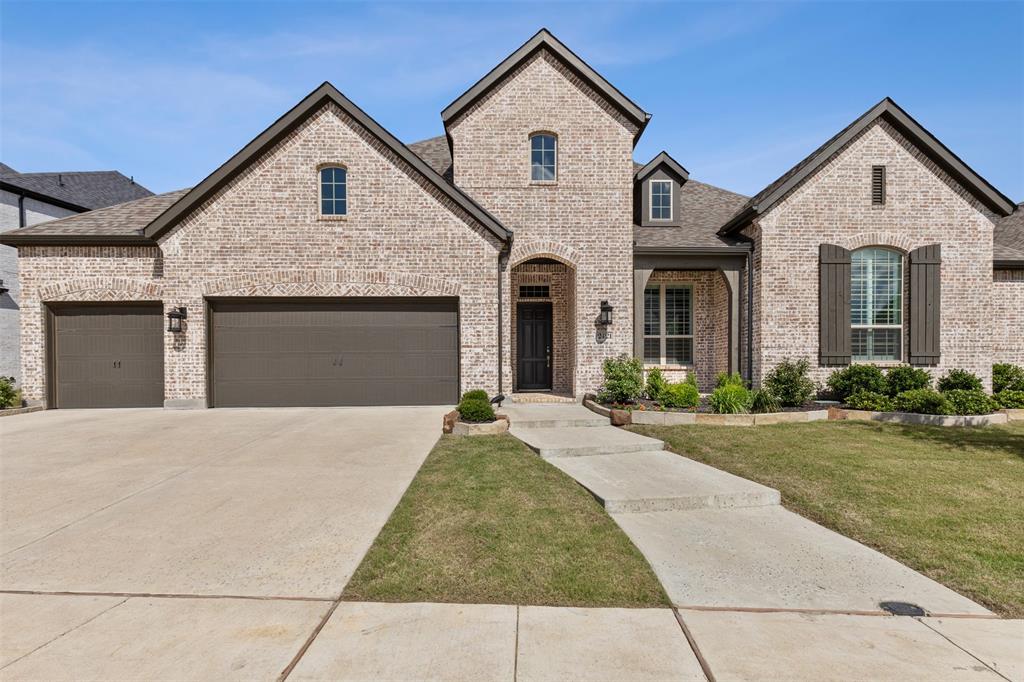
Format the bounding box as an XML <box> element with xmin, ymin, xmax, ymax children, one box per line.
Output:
<box><xmin>908</xmin><ymin>244</ymin><xmax>941</xmax><ymax>366</ymax></box>
<box><xmin>819</xmin><ymin>244</ymin><xmax>851</xmax><ymax>366</ymax></box>
<box><xmin>872</xmin><ymin>166</ymin><xmax>886</xmax><ymax>205</ymax></box>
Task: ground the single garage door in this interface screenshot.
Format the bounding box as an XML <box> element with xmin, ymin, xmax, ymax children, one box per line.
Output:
<box><xmin>210</xmin><ymin>298</ymin><xmax>459</xmax><ymax>407</ymax></box>
<box><xmin>50</xmin><ymin>304</ymin><xmax>164</xmax><ymax>408</ymax></box>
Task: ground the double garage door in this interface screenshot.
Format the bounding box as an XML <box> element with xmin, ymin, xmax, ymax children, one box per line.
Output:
<box><xmin>49</xmin><ymin>299</ymin><xmax>459</xmax><ymax>408</ymax></box>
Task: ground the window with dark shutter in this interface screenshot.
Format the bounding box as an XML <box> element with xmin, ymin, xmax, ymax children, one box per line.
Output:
<box><xmin>871</xmin><ymin>166</ymin><xmax>886</xmax><ymax>205</ymax></box>
<box><xmin>819</xmin><ymin>244</ymin><xmax>852</xmax><ymax>366</ymax></box>
<box><xmin>908</xmin><ymin>244</ymin><xmax>941</xmax><ymax>366</ymax></box>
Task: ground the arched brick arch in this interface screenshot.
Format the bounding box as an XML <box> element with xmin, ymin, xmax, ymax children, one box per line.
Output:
<box><xmin>509</xmin><ymin>239</ymin><xmax>580</xmax><ymax>268</ymax></box>
<box><xmin>201</xmin><ymin>269</ymin><xmax>462</xmax><ymax>298</ymax></box>
<box><xmin>41</xmin><ymin>278</ymin><xmax>162</xmax><ymax>302</ymax></box>
<box><xmin>839</xmin><ymin>232</ymin><xmax>916</xmax><ymax>254</ymax></box>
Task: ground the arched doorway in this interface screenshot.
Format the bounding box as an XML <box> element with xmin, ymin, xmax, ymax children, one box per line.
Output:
<box><xmin>510</xmin><ymin>257</ymin><xmax>577</xmax><ymax>396</ymax></box>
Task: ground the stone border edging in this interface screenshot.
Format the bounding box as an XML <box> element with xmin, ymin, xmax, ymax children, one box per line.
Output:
<box><xmin>829</xmin><ymin>406</ymin><xmax>1009</xmax><ymax>427</ymax></box>
<box><xmin>582</xmin><ymin>397</ymin><xmax>828</xmax><ymax>426</ymax></box>
<box><xmin>0</xmin><ymin>406</ymin><xmax>44</xmax><ymax>418</ymax></box>
<box><xmin>1002</xmin><ymin>409</ymin><xmax>1023</xmax><ymax>422</ymax></box>
<box><xmin>442</xmin><ymin>409</ymin><xmax>510</xmax><ymax>435</ymax></box>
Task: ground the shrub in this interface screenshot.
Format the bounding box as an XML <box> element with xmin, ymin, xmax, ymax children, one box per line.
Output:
<box><xmin>0</xmin><ymin>376</ymin><xmax>19</xmax><ymax>409</ymax></box>
<box><xmin>826</xmin><ymin>365</ymin><xmax>887</xmax><ymax>401</ymax></box>
<box><xmin>659</xmin><ymin>382</ymin><xmax>700</xmax><ymax>409</ymax></box>
<box><xmin>598</xmin><ymin>355</ymin><xmax>644</xmax><ymax>404</ymax></box>
<box><xmin>715</xmin><ymin>372</ymin><xmax>745</xmax><ymax>389</ymax></box>
<box><xmin>937</xmin><ymin>369</ymin><xmax>983</xmax><ymax>393</ymax></box>
<box><xmin>763</xmin><ymin>358</ymin><xmax>815</xmax><ymax>407</ymax></box>
<box><xmin>461</xmin><ymin>389</ymin><xmax>489</xmax><ymax>402</ymax></box>
<box><xmin>996</xmin><ymin>390</ymin><xmax>1024</xmax><ymax>409</ymax></box>
<box><xmin>750</xmin><ymin>389</ymin><xmax>780</xmax><ymax>414</ymax></box>
<box><xmin>943</xmin><ymin>389</ymin><xmax>998</xmax><ymax>416</ymax></box>
<box><xmin>893</xmin><ymin>388</ymin><xmax>951</xmax><ymax>415</ymax></box>
<box><xmin>709</xmin><ymin>384</ymin><xmax>751</xmax><ymax>414</ymax></box>
<box><xmin>846</xmin><ymin>390</ymin><xmax>895</xmax><ymax>412</ymax></box>
<box><xmin>645</xmin><ymin>367</ymin><xmax>668</xmax><ymax>401</ymax></box>
<box><xmin>684</xmin><ymin>372</ymin><xmax>698</xmax><ymax>388</ymax></box>
<box><xmin>457</xmin><ymin>397</ymin><xmax>495</xmax><ymax>423</ymax></box>
<box><xmin>885</xmin><ymin>366</ymin><xmax>931</xmax><ymax>397</ymax></box>
<box><xmin>993</xmin><ymin>363</ymin><xmax>1024</xmax><ymax>393</ymax></box>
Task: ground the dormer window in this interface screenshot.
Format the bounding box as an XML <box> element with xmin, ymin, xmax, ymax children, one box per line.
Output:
<box><xmin>530</xmin><ymin>133</ymin><xmax>557</xmax><ymax>182</ymax></box>
<box><xmin>320</xmin><ymin>166</ymin><xmax>347</xmax><ymax>216</ymax></box>
<box><xmin>650</xmin><ymin>180</ymin><xmax>672</xmax><ymax>220</ymax></box>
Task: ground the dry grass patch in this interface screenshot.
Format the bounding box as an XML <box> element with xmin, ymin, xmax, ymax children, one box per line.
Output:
<box><xmin>343</xmin><ymin>434</ymin><xmax>668</xmax><ymax>607</ymax></box>
<box><xmin>629</xmin><ymin>420</ymin><xmax>1024</xmax><ymax>617</ymax></box>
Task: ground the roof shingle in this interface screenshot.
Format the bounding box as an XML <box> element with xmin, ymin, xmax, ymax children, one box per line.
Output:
<box><xmin>995</xmin><ymin>203</ymin><xmax>1024</xmax><ymax>263</ymax></box>
<box><xmin>633</xmin><ymin>180</ymin><xmax>749</xmax><ymax>250</ymax></box>
<box><xmin>0</xmin><ymin>169</ymin><xmax>153</xmax><ymax>210</ymax></box>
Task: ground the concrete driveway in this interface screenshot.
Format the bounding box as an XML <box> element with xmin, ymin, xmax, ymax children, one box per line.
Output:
<box><xmin>0</xmin><ymin>406</ymin><xmax>444</xmax><ymax>678</ymax></box>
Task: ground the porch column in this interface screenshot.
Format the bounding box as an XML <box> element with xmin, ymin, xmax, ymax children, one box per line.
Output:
<box><xmin>720</xmin><ymin>268</ymin><xmax>741</xmax><ymax>375</ymax></box>
<box><xmin>633</xmin><ymin>268</ymin><xmax>653</xmax><ymax>358</ymax></box>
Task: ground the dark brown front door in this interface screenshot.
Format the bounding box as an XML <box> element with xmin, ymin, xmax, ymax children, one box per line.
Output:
<box><xmin>517</xmin><ymin>303</ymin><xmax>552</xmax><ymax>391</ymax></box>
<box><xmin>50</xmin><ymin>304</ymin><xmax>164</xmax><ymax>408</ymax></box>
<box><xmin>209</xmin><ymin>298</ymin><xmax>459</xmax><ymax>407</ymax></box>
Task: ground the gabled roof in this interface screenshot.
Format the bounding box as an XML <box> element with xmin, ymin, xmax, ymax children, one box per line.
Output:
<box><xmin>144</xmin><ymin>82</ymin><xmax>509</xmax><ymax>243</ymax></box>
<box><xmin>635</xmin><ymin>151</ymin><xmax>689</xmax><ymax>184</ymax></box>
<box><xmin>0</xmin><ymin>169</ymin><xmax>152</xmax><ymax>212</ymax></box>
<box><xmin>0</xmin><ymin>162</ymin><xmax>17</xmax><ymax>175</ymax></box>
<box><xmin>995</xmin><ymin>203</ymin><xmax>1024</xmax><ymax>266</ymax></box>
<box><xmin>719</xmin><ymin>97</ymin><xmax>1017</xmax><ymax>235</ymax></box>
<box><xmin>441</xmin><ymin>29</ymin><xmax>650</xmax><ymax>142</ymax></box>
<box><xmin>634</xmin><ymin>180</ymin><xmax>750</xmax><ymax>252</ymax></box>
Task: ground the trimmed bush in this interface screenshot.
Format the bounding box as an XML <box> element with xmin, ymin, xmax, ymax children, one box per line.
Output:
<box><xmin>598</xmin><ymin>355</ymin><xmax>644</xmax><ymax>404</ymax></box>
<box><xmin>893</xmin><ymin>388</ymin><xmax>951</xmax><ymax>415</ymax></box>
<box><xmin>763</xmin><ymin>358</ymin><xmax>816</xmax><ymax>407</ymax></box>
<box><xmin>457</xmin><ymin>398</ymin><xmax>495</xmax><ymax>423</ymax></box>
<box><xmin>943</xmin><ymin>389</ymin><xmax>998</xmax><ymax>416</ymax></box>
<box><xmin>750</xmin><ymin>389</ymin><xmax>781</xmax><ymax>414</ymax></box>
<box><xmin>885</xmin><ymin>366</ymin><xmax>931</xmax><ymax>397</ymax></box>
<box><xmin>846</xmin><ymin>390</ymin><xmax>895</xmax><ymax>412</ymax></box>
<box><xmin>709</xmin><ymin>384</ymin><xmax>751</xmax><ymax>414</ymax></box>
<box><xmin>937</xmin><ymin>369</ymin><xmax>983</xmax><ymax>393</ymax></box>
<box><xmin>993</xmin><ymin>363</ymin><xmax>1024</xmax><ymax>393</ymax></box>
<box><xmin>715</xmin><ymin>372</ymin><xmax>745</xmax><ymax>389</ymax></box>
<box><xmin>0</xmin><ymin>376</ymin><xmax>19</xmax><ymax>409</ymax></box>
<box><xmin>684</xmin><ymin>372</ymin><xmax>698</xmax><ymax>388</ymax></box>
<box><xmin>996</xmin><ymin>390</ymin><xmax>1024</xmax><ymax>409</ymax></box>
<box><xmin>659</xmin><ymin>382</ymin><xmax>700</xmax><ymax>409</ymax></box>
<box><xmin>461</xmin><ymin>389</ymin><xmax>489</xmax><ymax>402</ymax></box>
<box><xmin>826</xmin><ymin>365</ymin><xmax>887</xmax><ymax>401</ymax></box>
<box><xmin>645</xmin><ymin>367</ymin><xmax>668</xmax><ymax>402</ymax></box>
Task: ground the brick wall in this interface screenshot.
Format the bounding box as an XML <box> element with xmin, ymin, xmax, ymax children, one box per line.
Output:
<box><xmin>993</xmin><ymin>269</ymin><xmax>1024</xmax><ymax>365</ymax></box>
<box><xmin>447</xmin><ymin>49</ymin><xmax>636</xmax><ymax>395</ymax></box>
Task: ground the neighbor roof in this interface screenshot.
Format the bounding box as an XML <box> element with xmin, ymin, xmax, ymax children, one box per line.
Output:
<box><xmin>719</xmin><ymin>97</ymin><xmax>1017</xmax><ymax>235</ymax></box>
<box><xmin>0</xmin><ymin>169</ymin><xmax>152</xmax><ymax>212</ymax></box>
<box><xmin>995</xmin><ymin>203</ymin><xmax>1024</xmax><ymax>266</ymax></box>
<box><xmin>634</xmin><ymin>180</ymin><xmax>750</xmax><ymax>252</ymax></box>
<box><xmin>441</xmin><ymin>29</ymin><xmax>650</xmax><ymax>142</ymax></box>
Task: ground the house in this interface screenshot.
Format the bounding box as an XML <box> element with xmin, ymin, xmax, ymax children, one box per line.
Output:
<box><xmin>0</xmin><ymin>165</ymin><xmax>153</xmax><ymax>382</ymax></box>
<box><xmin>1</xmin><ymin>29</ymin><xmax>1020</xmax><ymax>409</ymax></box>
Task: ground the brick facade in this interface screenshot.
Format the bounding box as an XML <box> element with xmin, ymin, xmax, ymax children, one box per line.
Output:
<box><xmin>993</xmin><ymin>269</ymin><xmax>1024</xmax><ymax>365</ymax></box>
<box><xmin>510</xmin><ymin>262</ymin><xmax>576</xmax><ymax>394</ymax></box>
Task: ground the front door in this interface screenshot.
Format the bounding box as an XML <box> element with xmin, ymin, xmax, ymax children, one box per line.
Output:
<box><xmin>517</xmin><ymin>303</ymin><xmax>552</xmax><ymax>390</ymax></box>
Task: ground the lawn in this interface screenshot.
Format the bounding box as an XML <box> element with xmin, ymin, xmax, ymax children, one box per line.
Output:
<box><xmin>628</xmin><ymin>420</ymin><xmax>1024</xmax><ymax>617</ymax></box>
<box><xmin>342</xmin><ymin>434</ymin><xmax>669</xmax><ymax>607</ymax></box>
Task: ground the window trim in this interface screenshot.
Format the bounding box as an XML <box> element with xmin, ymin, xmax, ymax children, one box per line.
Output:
<box><xmin>850</xmin><ymin>247</ymin><xmax>904</xmax><ymax>362</ymax></box>
<box><xmin>318</xmin><ymin>165</ymin><xmax>348</xmax><ymax>218</ymax></box>
<box><xmin>643</xmin><ymin>282</ymin><xmax>694</xmax><ymax>367</ymax></box>
<box><xmin>529</xmin><ymin>132</ymin><xmax>558</xmax><ymax>184</ymax></box>
<box><xmin>649</xmin><ymin>179</ymin><xmax>673</xmax><ymax>221</ymax></box>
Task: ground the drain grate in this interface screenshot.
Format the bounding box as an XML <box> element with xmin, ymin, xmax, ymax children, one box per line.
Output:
<box><xmin>880</xmin><ymin>601</ymin><xmax>927</xmax><ymax>616</ymax></box>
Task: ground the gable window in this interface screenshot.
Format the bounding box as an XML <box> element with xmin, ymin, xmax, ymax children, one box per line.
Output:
<box><xmin>851</xmin><ymin>247</ymin><xmax>902</xmax><ymax>361</ymax></box>
<box><xmin>650</xmin><ymin>180</ymin><xmax>672</xmax><ymax>220</ymax></box>
<box><xmin>320</xmin><ymin>166</ymin><xmax>347</xmax><ymax>216</ymax></box>
<box><xmin>530</xmin><ymin>133</ymin><xmax>557</xmax><ymax>182</ymax></box>
<box><xmin>643</xmin><ymin>283</ymin><xmax>693</xmax><ymax>365</ymax></box>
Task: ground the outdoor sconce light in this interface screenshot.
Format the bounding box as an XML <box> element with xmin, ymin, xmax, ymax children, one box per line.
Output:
<box><xmin>166</xmin><ymin>307</ymin><xmax>187</xmax><ymax>333</ymax></box>
<box><xmin>598</xmin><ymin>300</ymin><xmax>613</xmax><ymax>326</ymax></box>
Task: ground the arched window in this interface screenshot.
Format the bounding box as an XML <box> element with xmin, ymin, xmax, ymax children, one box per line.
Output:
<box><xmin>319</xmin><ymin>166</ymin><xmax>347</xmax><ymax>216</ymax></box>
<box><xmin>530</xmin><ymin>133</ymin><xmax>557</xmax><ymax>182</ymax></box>
<box><xmin>851</xmin><ymin>247</ymin><xmax>903</xmax><ymax>361</ymax></box>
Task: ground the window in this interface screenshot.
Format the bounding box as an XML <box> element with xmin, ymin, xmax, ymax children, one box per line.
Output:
<box><xmin>320</xmin><ymin>166</ymin><xmax>347</xmax><ymax>216</ymax></box>
<box><xmin>851</xmin><ymin>247</ymin><xmax>902</xmax><ymax>361</ymax></box>
<box><xmin>643</xmin><ymin>283</ymin><xmax>693</xmax><ymax>365</ymax></box>
<box><xmin>530</xmin><ymin>134</ymin><xmax>557</xmax><ymax>182</ymax></box>
<box><xmin>872</xmin><ymin>166</ymin><xmax>886</xmax><ymax>205</ymax></box>
<box><xmin>519</xmin><ymin>285</ymin><xmax>550</xmax><ymax>298</ymax></box>
<box><xmin>650</xmin><ymin>180</ymin><xmax>672</xmax><ymax>220</ymax></box>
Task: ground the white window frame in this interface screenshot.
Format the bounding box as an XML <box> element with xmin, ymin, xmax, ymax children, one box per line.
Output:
<box><xmin>649</xmin><ymin>179</ymin><xmax>673</xmax><ymax>221</ymax></box>
<box><xmin>529</xmin><ymin>133</ymin><xmax>557</xmax><ymax>183</ymax></box>
<box><xmin>319</xmin><ymin>166</ymin><xmax>347</xmax><ymax>217</ymax></box>
<box><xmin>643</xmin><ymin>282</ymin><xmax>694</xmax><ymax>366</ymax></box>
<box><xmin>850</xmin><ymin>247</ymin><xmax>903</xmax><ymax>362</ymax></box>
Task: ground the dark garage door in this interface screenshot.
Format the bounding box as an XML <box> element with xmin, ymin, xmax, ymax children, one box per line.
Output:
<box><xmin>209</xmin><ymin>298</ymin><xmax>459</xmax><ymax>407</ymax></box>
<box><xmin>50</xmin><ymin>304</ymin><xmax>164</xmax><ymax>408</ymax></box>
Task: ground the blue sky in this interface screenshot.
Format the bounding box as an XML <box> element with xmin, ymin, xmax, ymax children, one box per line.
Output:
<box><xmin>2</xmin><ymin>1</ymin><xmax>1022</xmax><ymax>199</ymax></box>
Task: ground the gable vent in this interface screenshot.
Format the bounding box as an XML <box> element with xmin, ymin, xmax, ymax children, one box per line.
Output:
<box><xmin>872</xmin><ymin>165</ymin><xmax>886</xmax><ymax>205</ymax></box>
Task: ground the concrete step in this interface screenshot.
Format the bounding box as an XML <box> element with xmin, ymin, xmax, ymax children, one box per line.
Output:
<box><xmin>501</xmin><ymin>404</ymin><xmax>608</xmax><ymax>429</ymax></box>
<box><xmin>510</xmin><ymin>425</ymin><xmax>664</xmax><ymax>458</ymax></box>
<box><xmin>547</xmin><ymin>451</ymin><xmax>781</xmax><ymax>513</ymax></box>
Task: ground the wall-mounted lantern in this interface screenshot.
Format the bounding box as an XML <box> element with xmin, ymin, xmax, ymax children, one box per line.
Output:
<box><xmin>598</xmin><ymin>300</ymin><xmax>613</xmax><ymax>326</ymax></box>
<box><xmin>166</xmin><ymin>307</ymin><xmax>188</xmax><ymax>333</ymax></box>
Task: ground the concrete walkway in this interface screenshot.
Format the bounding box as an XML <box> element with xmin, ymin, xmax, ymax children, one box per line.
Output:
<box><xmin>507</xmin><ymin>403</ymin><xmax>992</xmax><ymax>616</ymax></box>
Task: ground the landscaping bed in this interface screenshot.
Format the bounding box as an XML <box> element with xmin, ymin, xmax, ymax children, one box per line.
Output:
<box><xmin>342</xmin><ymin>434</ymin><xmax>669</xmax><ymax>607</ymax></box>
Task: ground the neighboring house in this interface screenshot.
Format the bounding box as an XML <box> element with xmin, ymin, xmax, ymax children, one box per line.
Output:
<box><xmin>1</xmin><ymin>29</ymin><xmax>1020</xmax><ymax>409</ymax></box>
<box><xmin>0</xmin><ymin>166</ymin><xmax>152</xmax><ymax>383</ymax></box>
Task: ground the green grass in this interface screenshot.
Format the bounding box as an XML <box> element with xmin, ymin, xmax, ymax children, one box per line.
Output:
<box><xmin>342</xmin><ymin>434</ymin><xmax>669</xmax><ymax>607</ymax></box>
<box><xmin>628</xmin><ymin>420</ymin><xmax>1024</xmax><ymax>617</ymax></box>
